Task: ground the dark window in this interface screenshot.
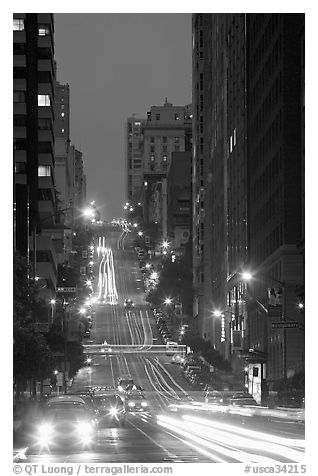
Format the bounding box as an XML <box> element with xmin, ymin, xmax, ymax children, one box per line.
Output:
<box><xmin>38</xmin><ymin>47</ymin><xmax>51</xmax><ymax>60</ymax></box>
<box><xmin>15</xmin><ymin>162</ymin><xmax>26</xmax><ymax>174</ymax></box>
<box><xmin>13</xmin><ymin>43</ymin><xmax>26</xmax><ymax>55</ymax></box>
<box><xmin>38</xmin><ymin>142</ymin><xmax>53</xmax><ymax>154</ymax></box>
<box><xmin>38</xmin><ymin>71</ymin><xmax>52</xmax><ymax>83</ymax></box>
<box><xmin>38</xmin><ymin>118</ymin><xmax>52</xmax><ymax>130</ymax></box>
<box><xmin>13</xmin><ymin>115</ymin><xmax>26</xmax><ymax>126</ymax></box>
<box><xmin>156</xmin><ymin>114</ymin><xmax>160</xmax><ymax>120</ymax></box>
<box><xmin>38</xmin><ymin>188</ymin><xmax>53</xmax><ymax>201</ymax></box>
<box><xmin>13</xmin><ymin>67</ymin><xmax>26</xmax><ymax>79</ymax></box>
<box><xmin>13</xmin><ymin>91</ymin><xmax>26</xmax><ymax>103</ymax></box>
<box><xmin>162</xmin><ymin>136</ymin><xmax>167</xmax><ymax>143</ymax></box>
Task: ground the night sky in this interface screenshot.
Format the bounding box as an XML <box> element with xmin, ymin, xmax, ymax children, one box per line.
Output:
<box><xmin>54</xmin><ymin>13</ymin><xmax>192</xmax><ymax>220</ymax></box>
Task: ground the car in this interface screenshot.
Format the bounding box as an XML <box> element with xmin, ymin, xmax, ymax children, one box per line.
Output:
<box><xmin>205</xmin><ymin>390</ymin><xmax>229</xmax><ymax>405</ymax></box>
<box><xmin>124</xmin><ymin>299</ymin><xmax>135</xmax><ymax>309</ymax></box>
<box><xmin>67</xmin><ymin>393</ymin><xmax>99</xmax><ymax>416</ymax></box>
<box><xmin>35</xmin><ymin>396</ymin><xmax>98</xmax><ymax>450</ymax></box>
<box><xmin>229</xmin><ymin>392</ymin><xmax>258</xmax><ymax>406</ymax></box>
<box><xmin>125</xmin><ymin>394</ymin><xmax>149</xmax><ymax>412</ymax></box>
<box><xmin>125</xmin><ymin>384</ymin><xmax>144</xmax><ymax>394</ymax></box>
<box><xmin>83</xmin><ymin>331</ymin><xmax>91</xmax><ymax>338</ymax></box>
<box><xmin>93</xmin><ymin>394</ymin><xmax>125</xmax><ymax>427</ymax></box>
<box><xmin>171</xmin><ymin>353</ymin><xmax>185</xmax><ymax>365</ymax></box>
<box><xmin>117</xmin><ymin>377</ymin><xmax>134</xmax><ymax>393</ymax></box>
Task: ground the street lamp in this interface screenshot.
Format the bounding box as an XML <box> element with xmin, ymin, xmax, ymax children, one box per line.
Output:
<box><xmin>164</xmin><ymin>297</ymin><xmax>173</xmax><ymax>305</ymax></box>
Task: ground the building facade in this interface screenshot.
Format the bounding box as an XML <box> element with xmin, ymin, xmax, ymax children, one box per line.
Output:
<box><xmin>14</xmin><ymin>13</ymin><xmax>57</xmax><ymax>300</ymax></box>
<box><xmin>192</xmin><ymin>13</ymin><xmax>305</xmax><ymax>394</ymax></box>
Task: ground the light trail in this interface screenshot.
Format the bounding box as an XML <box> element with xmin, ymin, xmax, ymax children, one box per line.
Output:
<box><xmin>97</xmin><ymin>237</ymin><xmax>118</xmax><ymax>304</ymax></box>
<box><xmin>156</xmin><ymin>413</ymin><xmax>305</xmax><ymax>463</ymax></box>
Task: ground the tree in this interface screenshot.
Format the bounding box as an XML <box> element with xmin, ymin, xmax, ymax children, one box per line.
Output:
<box><xmin>13</xmin><ymin>322</ymin><xmax>56</xmax><ymax>398</ymax></box>
<box><xmin>13</xmin><ymin>251</ymin><xmax>37</xmax><ymax>324</ymax></box>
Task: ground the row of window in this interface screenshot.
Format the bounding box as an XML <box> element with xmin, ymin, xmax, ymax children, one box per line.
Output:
<box><xmin>13</xmin><ymin>18</ymin><xmax>51</xmax><ymax>36</ymax></box>
<box><xmin>150</xmin><ymin>136</ymin><xmax>180</xmax><ymax>143</ymax></box>
<box><xmin>147</xmin><ymin>112</ymin><xmax>183</xmax><ymax>121</ymax></box>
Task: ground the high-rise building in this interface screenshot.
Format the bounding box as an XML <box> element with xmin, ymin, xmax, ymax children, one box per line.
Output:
<box><xmin>246</xmin><ymin>14</ymin><xmax>305</xmax><ymax>386</ymax></box>
<box><xmin>126</xmin><ymin>116</ymin><xmax>147</xmax><ymax>203</ymax></box>
<box><xmin>53</xmin><ymin>80</ymin><xmax>75</xmax><ymax>227</ymax></box>
<box><xmin>125</xmin><ymin>100</ymin><xmax>192</xmax><ymax>243</ymax></box>
<box><xmin>14</xmin><ymin>13</ymin><xmax>57</xmax><ymax>299</ymax></box>
<box><xmin>192</xmin><ymin>13</ymin><xmax>305</xmax><ymax>395</ymax></box>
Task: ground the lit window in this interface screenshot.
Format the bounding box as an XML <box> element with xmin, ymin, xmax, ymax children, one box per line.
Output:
<box><xmin>162</xmin><ymin>155</ymin><xmax>168</xmax><ymax>162</ymax></box>
<box><xmin>175</xmin><ymin>113</ymin><xmax>179</xmax><ymax>120</ymax></box>
<box><xmin>174</xmin><ymin>136</ymin><xmax>180</xmax><ymax>143</ymax></box>
<box><xmin>61</xmin><ymin>128</ymin><xmax>65</xmax><ymax>133</ymax></box>
<box><xmin>38</xmin><ymin>165</ymin><xmax>51</xmax><ymax>176</ymax></box>
<box><xmin>38</xmin><ymin>95</ymin><xmax>50</xmax><ymax>107</ymax></box>
<box><xmin>150</xmin><ymin>154</ymin><xmax>155</xmax><ymax>162</ymax></box>
<box><xmin>38</xmin><ymin>24</ymin><xmax>50</xmax><ymax>36</ymax></box>
<box><xmin>61</xmin><ymin>105</ymin><xmax>64</xmax><ymax>109</ymax></box>
<box><xmin>229</xmin><ymin>135</ymin><xmax>233</xmax><ymax>153</ymax></box>
<box><xmin>233</xmin><ymin>128</ymin><xmax>237</xmax><ymax>146</ymax></box>
<box><xmin>13</xmin><ymin>19</ymin><xmax>24</xmax><ymax>31</ymax></box>
<box><xmin>61</xmin><ymin>112</ymin><xmax>65</xmax><ymax>117</ymax></box>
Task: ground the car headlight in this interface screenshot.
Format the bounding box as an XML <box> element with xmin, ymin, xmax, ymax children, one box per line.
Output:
<box><xmin>141</xmin><ymin>401</ymin><xmax>148</xmax><ymax>407</ymax></box>
<box><xmin>37</xmin><ymin>423</ymin><xmax>54</xmax><ymax>446</ymax></box>
<box><xmin>109</xmin><ymin>407</ymin><xmax>118</xmax><ymax>417</ymax></box>
<box><xmin>128</xmin><ymin>401</ymin><xmax>135</xmax><ymax>407</ymax></box>
<box><xmin>77</xmin><ymin>422</ymin><xmax>94</xmax><ymax>435</ymax></box>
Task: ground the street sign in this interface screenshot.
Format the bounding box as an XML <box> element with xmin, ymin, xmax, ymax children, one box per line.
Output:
<box><xmin>57</xmin><ymin>287</ymin><xmax>77</xmax><ymax>293</ymax></box>
<box><xmin>271</xmin><ymin>321</ymin><xmax>299</xmax><ymax>329</ymax></box>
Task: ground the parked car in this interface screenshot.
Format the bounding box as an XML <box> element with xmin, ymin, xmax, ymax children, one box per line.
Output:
<box><xmin>228</xmin><ymin>392</ymin><xmax>258</xmax><ymax>406</ymax></box>
<box><xmin>205</xmin><ymin>390</ymin><xmax>229</xmax><ymax>405</ymax></box>
<box><xmin>124</xmin><ymin>299</ymin><xmax>135</xmax><ymax>309</ymax></box>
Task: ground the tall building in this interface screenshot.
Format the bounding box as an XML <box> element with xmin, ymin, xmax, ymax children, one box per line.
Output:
<box><xmin>246</xmin><ymin>14</ymin><xmax>305</xmax><ymax>387</ymax></box>
<box><xmin>167</xmin><ymin>151</ymin><xmax>192</xmax><ymax>254</ymax></box>
<box><xmin>192</xmin><ymin>13</ymin><xmax>305</xmax><ymax>395</ymax></box>
<box><xmin>14</xmin><ymin>13</ymin><xmax>57</xmax><ymax>300</ymax></box>
<box><xmin>53</xmin><ymin>81</ymin><xmax>75</xmax><ymax>227</ymax></box>
<box><xmin>126</xmin><ymin>116</ymin><xmax>147</xmax><ymax>203</ymax></box>
<box><xmin>74</xmin><ymin>148</ymin><xmax>86</xmax><ymax>226</ymax></box>
<box><xmin>125</xmin><ymin>100</ymin><xmax>192</xmax><ymax>244</ymax></box>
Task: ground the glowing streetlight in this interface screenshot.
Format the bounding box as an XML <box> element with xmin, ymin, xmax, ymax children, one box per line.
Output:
<box><xmin>79</xmin><ymin>308</ymin><xmax>86</xmax><ymax>315</ymax></box>
<box><xmin>133</xmin><ymin>223</ymin><xmax>138</xmax><ymax>228</ymax></box>
<box><xmin>124</xmin><ymin>205</ymin><xmax>128</xmax><ymax>210</ymax></box>
<box><xmin>138</xmin><ymin>231</ymin><xmax>143</xmax><ymax>237</ymax></box>
<box><xmin>164</xmin><ymin>298</ymin><xmax>172</xmax><ymax>305</ymax></box>
<box><xmin>150</xmin><ymin>271</ymin><xmax>159</xmax><ymax>280</ymax></box>
<box><xmin>86</xmin><ymin>280</ymin><xmax>92</xmax><ymax>286</ymax></box>
<box><xmin>145</xmin><ymin>263</ymin><xmax>151</xmax><ymax>269</ymax></box>
<box><xmin>213</xmin><ymin>310</ymin><xmax>223</xmax><ymax>318</ymax></box>
<box><xmin>162</xmin><ymin>240</ymin><xmax>170</xmax><ymax>249</ymax></box>
<box><xmin>241</xmin><ymin>272</ymin><xmax>253</xmax><ymax>281</ymax></box>
<box><xmin>298</xmin><ymin>303</ymin><xmax>304</xmax><ymax>309</ymax></box>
